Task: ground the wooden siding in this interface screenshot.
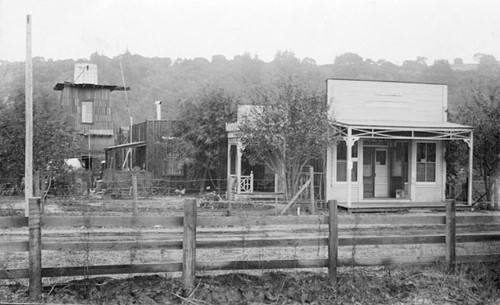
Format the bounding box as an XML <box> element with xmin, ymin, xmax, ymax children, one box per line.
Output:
<box><xmin>327</xmin><ymin>79</ymin><xmax>447</xmax><ymax>124</ymax></box>
<box><xmin>60</xmin><ymin>87</ymin><xmax>112</xmax><ymax>134</ymax></box>
<box><xmin>131</xmin><ymin>121</ymin><xmax>180</xmax><ymax>178</ymax></box>
<box><xmin>59</xmin><ymin>86</ymin><xmax>114</xmax><ymax>157</ymax></box>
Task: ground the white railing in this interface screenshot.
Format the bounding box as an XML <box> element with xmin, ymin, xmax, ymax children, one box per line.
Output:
<box><xmin>229</xmin><ymin>172</ymin><xmax>254</xmax><ymax>194</ymax></box>
<box><xmin>239</xmin><ymin>172</ymin><xmax>254</xmax><ymax>193</ymax></box>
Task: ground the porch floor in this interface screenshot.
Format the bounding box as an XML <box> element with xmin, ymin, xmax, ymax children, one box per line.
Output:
<box><xmin>337</xmin><ymin>200</ymin><xmax>471</xmax><ymax>213</ymax></box>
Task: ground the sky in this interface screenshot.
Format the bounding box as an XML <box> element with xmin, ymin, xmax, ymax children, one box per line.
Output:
<box><xmin>1</xmin><ymin>0</ymin><xmax>499</xmax><ymax>65</ymax></box>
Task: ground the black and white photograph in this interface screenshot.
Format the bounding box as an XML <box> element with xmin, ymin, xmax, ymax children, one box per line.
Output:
<box><xmin>0</xmin><ymin>0</ymin><xmax>499</xmax><ymax>304</ymax></box>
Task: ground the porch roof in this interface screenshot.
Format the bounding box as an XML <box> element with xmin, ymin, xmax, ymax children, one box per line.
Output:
<box><xmin>333</xmin><ymin>120</ymin><xmax>472</xmax><ymax>140</ymax></box>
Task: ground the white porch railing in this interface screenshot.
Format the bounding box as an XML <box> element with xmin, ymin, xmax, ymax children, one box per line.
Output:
<box><xmin>229</xmin><ymin>172</ymin><xmax>254</xmax><ymax>194</ymax></box>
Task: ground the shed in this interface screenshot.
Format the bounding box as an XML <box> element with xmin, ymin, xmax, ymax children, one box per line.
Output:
<box><xmin>103</xmin><ymin>120</ymin><xmax>187</xmax><ymax>195</ymax></box>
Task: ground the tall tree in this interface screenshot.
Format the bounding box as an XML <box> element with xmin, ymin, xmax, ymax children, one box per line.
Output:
<box><xmin>177</xmin><ymin>88</ymin><xmax>237</xmax><ymax>191</ymax></box>
<box><xmin>238</xmin><ymin>80</ymin><xmax>333</xmax><ymax>199</ymax></box>
<box><xmin>0</xmin><ymin>85</ymin><xmax>76</xmax><ymax>196</ymax></box>
<box><xmin>451</xmin><ymin>66</ymin><xmax>500</xmax><ymax>205</ymax></box>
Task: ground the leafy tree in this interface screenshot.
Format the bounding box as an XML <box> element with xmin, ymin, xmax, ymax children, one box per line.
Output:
<box><xmin>0</xmin><ymin>85</ymin><xmax>76</xmax><ymax>197</ymax></box>
<box><xmin>177</xmin><ymin>88</ymin><xmax>237</xmax><ymax>192</ymax></box>
<box><xmin>238</xmin><ymin>80</ymin><xmax>333</xmax><ymax>199</ymax></box>
<box><xmin>451</xmin><ymin>73</ymin><xmax>500</xmax><ymax>206</ymax></box>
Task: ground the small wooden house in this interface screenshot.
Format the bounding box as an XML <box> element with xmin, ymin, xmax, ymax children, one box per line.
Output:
<box><xmin>226</xmin><ymin>105</ymin><xmax>323</xmax><ymax>203</ymax></box>
<box><xmin>326</xmin><ymin>79</ymin><xmax>474</xmax><ymax>208</ymax></box>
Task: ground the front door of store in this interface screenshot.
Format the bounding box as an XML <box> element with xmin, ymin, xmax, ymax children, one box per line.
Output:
<box><xmin>363</xmin><ymin>147</ymin><xmax>389</xmax><ymax>198</ymax></box>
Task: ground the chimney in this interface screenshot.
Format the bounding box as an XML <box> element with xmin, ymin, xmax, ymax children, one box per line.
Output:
<box><xmin>155</xmin><ymin>101</ymin><xmax>162</xmax><ymax>120</ymax></box>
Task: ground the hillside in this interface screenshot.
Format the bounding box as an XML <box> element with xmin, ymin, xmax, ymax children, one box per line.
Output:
<box><xmin>0</xmin><ymin>51</ymin><xmax>492</xmax><ymax>129</ymax></box>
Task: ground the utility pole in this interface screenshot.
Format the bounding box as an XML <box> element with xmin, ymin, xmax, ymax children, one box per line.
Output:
<box><xmin>25</xmin><ymin>15</ymin><xmax>33</xmax><ymax>216</ymax></box>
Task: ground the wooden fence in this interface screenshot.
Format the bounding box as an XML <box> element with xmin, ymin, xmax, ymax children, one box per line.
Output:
<box><xmin>1</xmin><ymin>198</ymin><xmax>500</xmax><ymax>299</ymax></box>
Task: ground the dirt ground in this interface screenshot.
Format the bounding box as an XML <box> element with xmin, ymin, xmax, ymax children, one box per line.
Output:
<box><xmin>1</xmin><ymin>195</ymin><xmax>500</xmax><ymax>304</ymax></box>
<box><xmin>1</xmin><ymin>264</ymin><xmax>499</xmax><ymax>304</ymax></box>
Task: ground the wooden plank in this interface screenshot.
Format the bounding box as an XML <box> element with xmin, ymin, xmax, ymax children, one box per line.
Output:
<box><xmin>9</xmin><ymin>233</ymin><xmax>495</xmax><ymax>253</ymax></box>
<box><xmin>28</xmin><ymin>198</ymin><xmax>42</xmax><ymax>299</ymax></box>
<box><xmin>2</xmin><ymin>241</ymin><xmax>29</xmax><ymax>252</ymax></box>
<box><xmin>182</xmin><ymin>198</ymin><xmax>196</xmax><ymax>294</ymax></box>
<box><xmin>340</xmin><ymin>235</ymin><xmax>444</xmax><ymax>246</ymax></box>
<box><xmin>197</xmin><ymin>215</ymin><xmax>328</xmax><ymax>227</ymax></box>
<box><xmin>328</xmin><ymin>200</ymin><xmax>338</xmax><ymax>287</ymax></box>
<box><xmin>197</xmin><ymin>259</ymin><xmax>328</xmax><ymax>271</ymax></box>
<box><xmin>457</xmin><ymin>233</ymin><xmax>500</xmax><ymax>243</ymax></box>
<box><xmin>41</xmin><ymin>241</ymin><xmax>183</xmax><ymax>251</ymax></box>
<box><xmin>42</xmin><ymin>216</ymin><xmax>183</xmax><ymax>228</ymax></box>
<box><xmin>281</xmin><ymin>180</ymin><xmax>311</xmax><ymax>215</ymax></box>
<box><xmin>456</xmin><ymin>254</ymin><xmax>500</xmax><ymax>263</ymax></box>
<box><xmin>0</xmin><ymin>268</ymin><xmax>29</xmax><ymax>279</ymax></box>
<box><xmin>41</xmin><ymin>263</ymin><xmax>183</xmax><ymax>278</ymax></box>
<box><xmin>456</xmin><ymin>215</ymin><xmax>500</xmax><ymax>225</ymax></box>
<box><xmin>446</xmin><ymin>200</ymin><xmax>456</xmax><ymax>271</ymax></box>
<box><xmin>0</xmin><ymin>217</ymin><xmax>28</xmax><ymax>228</ymax></box>
<box><xmin>338</xmin><ymin>256</ymin><xmax>442</xmax><ymax>267</ymax></box>
<box><xmin>36</xmin><ymin>213</ymin><xmax>455</xmax><ymax>229</ymax></box>
<box><xmin>338</xmin><ymin>214</ymin><xmax>445</xmax><ymax>226</ymax></box>
<box><xmin>197</xmin><ymin>238</ymin><xmax>327</xmax><ymax>249</ymax></box>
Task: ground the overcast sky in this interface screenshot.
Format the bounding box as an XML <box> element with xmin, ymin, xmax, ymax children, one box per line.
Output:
<box><xmin>1</xmin><ymin>0</ymin><xmax>499</xmax><ymax>65</ymax></box>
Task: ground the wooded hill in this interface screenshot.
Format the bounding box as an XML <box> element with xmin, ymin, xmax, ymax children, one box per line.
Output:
<box><xmin>0</xmin><ymin>51</ymin><xmax>494</xmax><ymax>129</ymax></box>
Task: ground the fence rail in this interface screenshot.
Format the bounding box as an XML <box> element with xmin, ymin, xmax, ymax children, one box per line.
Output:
<box><xmin>1</xmin><ymin>198</ymin><xmax>499</xmax><ymax>299</ymax></box>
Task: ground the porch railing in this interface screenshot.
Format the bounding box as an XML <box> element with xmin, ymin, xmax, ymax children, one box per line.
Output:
<box><xmin>229</xmin><ymin>172</ymin><xmax>254</xmax><ymax>194</ymax></box>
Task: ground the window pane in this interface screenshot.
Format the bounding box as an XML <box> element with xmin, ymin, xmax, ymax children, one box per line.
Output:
<box><xmin>376</xmin><ymin>150</ymin><xmax>386</xmax><ymax>165</ymax></box>
<box><xmin>352</xmin><ymin>162</ymin><xmax>358</xmax><ymax>182</ymax></box>
<box><xmin>352</xmin><ymin>143</ymin><xmax>358</xmax><ymax>158</ymax></box>
<box><xmin>426</xmin><ymin>163</ymin><xmax>436</xmax><ymax>182</ymax></box>
<box><xmin>337</xmin><ymin>161</ymin><xmax>347</xmax><ymax>181</ymax></box>
<box><xmin>417</xmin><ymin>163</ymin><xmax>426</xmax><ymax>182</ymax></box>
<box><xmin>337</xmin><ymin>142</ymin><xmax>347</xmax><ymax>160</ymax></box>
<box><xmin>417</xmin><ymin>143</ymin><xmax>425</xmax><ymax>162</ymax></box>
<box><xmin>427</xmin><ymin>143</ymin><xmax>436</xmax><ymax>162</ymax></box>
<box><xmin>363</xmin><ymin>148</ymin><xmax>372</xmax><ymax>165</ymax></box>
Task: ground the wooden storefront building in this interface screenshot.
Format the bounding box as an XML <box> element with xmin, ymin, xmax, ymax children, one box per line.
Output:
<box><xmin>326</xmin><ymin>79</ymin><xmax>473</xmax><ymax>208</ymax></box>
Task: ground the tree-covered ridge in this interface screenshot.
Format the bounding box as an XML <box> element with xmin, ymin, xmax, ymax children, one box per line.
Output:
<box><xmin>0</xmin><ymin>51</ymin><xmax>495</xmax><ymax>128</ymax></box>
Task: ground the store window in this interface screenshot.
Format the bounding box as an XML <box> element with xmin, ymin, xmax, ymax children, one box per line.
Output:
<box><xmin>336</xmin><ymin>141</ymin><xmax>358</xmax><ymax>182</ymax></box>
<box><xmin>416</xmin><ymin>142</ymin><xmax>436</xmax><ymax>182</ymax></box>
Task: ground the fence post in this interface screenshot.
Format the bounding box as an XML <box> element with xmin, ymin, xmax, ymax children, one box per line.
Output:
<box><xmin>132</xmin><ymin>174</ymin><xmax>138</xmax><ymax>217</ymax></box>
<box><xmin>310</xmin><ymin>166</ymin><xmax>315</xmax><ymax>214</ymax></box>
<box><xmin>28</xmin><ymin>197</ymin><xmax>42</xmax><ymax>299</ymax></box>
<box><xmin>445</xmin><ymin>200</ymin><xmax>456</xmax><ymax>271</ymax></box>
<box><xmin>182</xmin><ymin>198</ymin><xmax>197</xmax><ymax>295</ymax></box>
<box><xmin>328</xmin><ymin>200</ymin><xmax>338</xmax><ymax>287</ymax></box>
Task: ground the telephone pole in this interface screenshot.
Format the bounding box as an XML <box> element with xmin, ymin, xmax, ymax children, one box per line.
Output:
<box><xmin>25</xmin><ymin>15</ymin><xmax>33</xmax><ymax>215</ymax></box>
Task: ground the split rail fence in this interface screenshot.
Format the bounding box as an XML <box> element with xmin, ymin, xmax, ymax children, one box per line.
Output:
<box><xmin>0</xmin><ymin>198</ymin><xmax>499</xmax><ymax>299</ymax></box>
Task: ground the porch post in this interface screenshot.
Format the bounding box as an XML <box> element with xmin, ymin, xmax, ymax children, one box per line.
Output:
<box><xmin>467</xmin><ymin>132</ymin><xmax>474</xmax><ymax>206</ymax></box>
<box><xmin>227</xmin><ymin>143</ymin><xmax>232</xmax><ymax>200</ymax></box>
<box><xmin>346</xmin><ymin>127</ymin><xmax>352</xmax><ymax>207</ymax></box>
<box><xmin>236</xmin><ymin>142</ymin><xmax>242</xmax><ymax>194</ymax></box>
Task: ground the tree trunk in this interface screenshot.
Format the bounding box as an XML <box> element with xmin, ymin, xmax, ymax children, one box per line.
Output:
<box><xmin>199</xmin><ymin>168</ymin><xmax>208</xmax><ymax>194</ymax></box>
<box><xmin>483</xmin><ymin>174</ymin><xmax>491</xmax><ymax>202</ymax></box>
